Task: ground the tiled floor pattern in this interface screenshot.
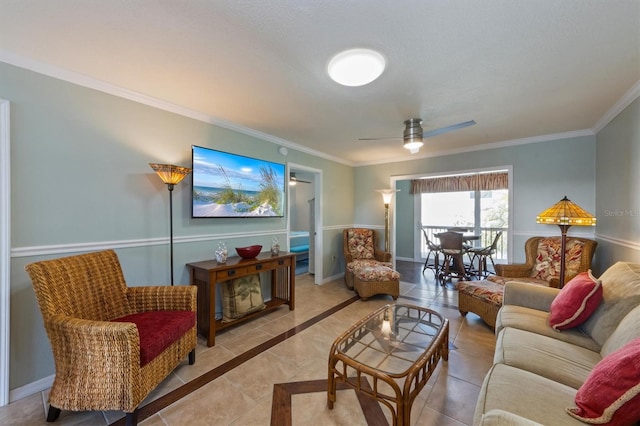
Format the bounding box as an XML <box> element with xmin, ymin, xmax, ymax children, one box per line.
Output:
<box><xmin>0</xmin><ymin>261</ymin><xmax>496</xmax><ymax>425</ymax></box>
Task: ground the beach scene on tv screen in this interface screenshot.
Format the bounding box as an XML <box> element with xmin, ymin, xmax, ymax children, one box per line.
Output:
<box><xmin>192</xmin><ymin>146</ymin><xmax>285</xmax><ymax>217</ymax></box>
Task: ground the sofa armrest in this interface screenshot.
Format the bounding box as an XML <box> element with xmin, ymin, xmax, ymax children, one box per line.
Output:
<box><xmin>503</xmin><ymin>282</ymin><xmax>560</xmax><ymax>312</ymax></box>
<box><xmin>127</xmin><ymin>285</ymin><xmax>197</xmax><ymax>312</ymax></box>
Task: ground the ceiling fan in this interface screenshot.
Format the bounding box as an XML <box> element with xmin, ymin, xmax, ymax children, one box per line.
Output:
<box><xmin>289</xmin><ymin>172</ymin><xmax>312</xmax><ymax>186</ymax></box>
<box><xmin>359</xmin><ymin>118</ymin><xmax>476</xmax><ymax>154</ymax></box>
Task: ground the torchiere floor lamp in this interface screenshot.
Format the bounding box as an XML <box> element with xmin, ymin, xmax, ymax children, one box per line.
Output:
<box><xmin>536</xmin><ymin>196</ymin><xmax>596</xmax><ymax>288</ymax></box>
<box><xmin>376</xmin><ymin>189</ymin><xmax>400</xmax><ymax>253</ymax></box>
<box><xmin>150</xmin><ymin>163</ymin><xmax>192</xmax><ymax>285</ymax></box>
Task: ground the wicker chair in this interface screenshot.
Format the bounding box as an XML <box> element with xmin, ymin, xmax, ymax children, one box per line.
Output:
<box><xmin>457</xmin><ymin>236</ymin><xmax>597</xmax><ymax>328</ymax></box>
<box><xmin>491</xmin><ymin>236</ymin><xmax>597</xmax><ymax>288</ymax></box>
<box><xmin>25</xmin><ymin>250</ymin><xmax>197</xmax><ymax>426</ymax></box>
<box><xmin>342</xmin><ymin>228</ymin><xmax>399</xmax><ymax>300</ymax></box>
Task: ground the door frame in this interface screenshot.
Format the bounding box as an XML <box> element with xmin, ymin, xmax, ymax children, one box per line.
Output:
<box><xmin>0</xmin><ymin>99</ymin><xmax>10</xmax><ymax>406</ymax></box>
<box><xmin>287</xmin><ymin>163</ymin><xmax>323</xmax><ymax>285</ymax></box>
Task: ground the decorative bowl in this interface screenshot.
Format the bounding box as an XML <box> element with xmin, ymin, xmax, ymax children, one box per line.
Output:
<box><xmin>235</xmin><ymin>245</ymin><xmax>262</xmax><ymax>259</ymax></box>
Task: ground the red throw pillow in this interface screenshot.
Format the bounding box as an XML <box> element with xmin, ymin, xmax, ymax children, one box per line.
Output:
<box><xmin>549</xmin><ymin>270</ymin><xmax>602</xmax><ymax>330</ymax></box>
<box><xmin>567</xmin><ymin>337</ymin><xmax>640</xmax><ymax>425</ymax></box>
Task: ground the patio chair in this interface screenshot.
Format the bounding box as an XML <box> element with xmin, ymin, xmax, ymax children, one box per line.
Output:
<box><xmin>421</xmin><ymin>228</ymin><xmax>442</xmax><ymax>277</ymax></box>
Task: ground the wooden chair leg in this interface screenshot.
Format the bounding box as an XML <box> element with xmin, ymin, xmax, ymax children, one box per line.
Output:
<box><xmin>125</xmin><ymin>408</ymin><xmax>139</xmax><ymax>426</ymax></box>
<box><xmin>189</xmin><ymin>348</ymin><xmax>196</xmax><ymax>365</ymax></box>
<box><xmin>46</xmin><ymin>405</ymin><xmax>61</xmax><ymax>422</ymax></box>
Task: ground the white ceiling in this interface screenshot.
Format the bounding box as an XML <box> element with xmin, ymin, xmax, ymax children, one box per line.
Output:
<box><xmin>1</xmin><ymin>1</ymin><xmax>639</xmax><ymax>165</ymax></box>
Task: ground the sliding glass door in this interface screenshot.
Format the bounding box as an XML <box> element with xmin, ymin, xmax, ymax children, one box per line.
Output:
<box><xmin>418</xmin><ymin>189</ymin><xmax>509</xmax><ymax>261</ymax></box>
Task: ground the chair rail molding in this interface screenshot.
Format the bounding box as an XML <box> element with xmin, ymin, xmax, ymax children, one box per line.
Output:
<box><xmin>0</xmin><ymin>99</ymin><xmax>10</xmax><ymax>406</ymax></box>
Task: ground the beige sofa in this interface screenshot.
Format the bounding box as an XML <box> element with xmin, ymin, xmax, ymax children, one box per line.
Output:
<box><xmin>473</xmin><ymin>261</ymin><xmax>640</xmax><ymax>425</ymax></box>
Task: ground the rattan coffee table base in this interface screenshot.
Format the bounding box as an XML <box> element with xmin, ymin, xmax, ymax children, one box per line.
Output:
<box><xmin>327</xmin><ymin>304</ymin><xmax>449</xmax><ymax>426</ymax></box>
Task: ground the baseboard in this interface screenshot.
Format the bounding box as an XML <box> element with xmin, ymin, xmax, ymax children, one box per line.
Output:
<box><xmin>321</xmin><ymin>272</ymin><xmax>344</xmax><ymax>284</ymax></box>
<box><xmin>9</xmin><ymin>374</ymin><xmax>53</xmax><ymax>403</ymax></box>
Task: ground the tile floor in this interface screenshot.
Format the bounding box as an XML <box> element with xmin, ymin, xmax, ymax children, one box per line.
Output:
<box><xmin>0</xmin><ymin>261</ymin><xmax>496</xmax><ymax>425</ymax></box>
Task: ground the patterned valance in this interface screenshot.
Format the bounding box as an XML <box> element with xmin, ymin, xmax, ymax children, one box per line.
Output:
<box><xmin>410</xmin><ymin>172</ymin><xmax>508</xmax><ymax>194</ymax></box>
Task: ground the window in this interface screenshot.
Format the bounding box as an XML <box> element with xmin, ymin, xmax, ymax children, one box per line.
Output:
<box><xmin>413</xmin><ymin>171</ymin><xmax>509</xmax><ymax>262</ymax></box>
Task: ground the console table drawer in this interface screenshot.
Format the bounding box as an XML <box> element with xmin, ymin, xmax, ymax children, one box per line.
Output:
<box><xmin>215</xmin><ymin>267</ymin><xmax>250</xmax><ymax>280</ymax></box>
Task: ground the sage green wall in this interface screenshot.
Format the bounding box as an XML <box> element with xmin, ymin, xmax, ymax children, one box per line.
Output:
<box><xmin>395</xmin><ymin>180</ymin><xmax>414</xmax><ymax>259</ymax></box>
<box><xmin>595</xmin><ymin>96</ymin><xmax>640</xmax><ymax>269</ymax></box>
<box><xmin>355</xmin><ymin>135</ymin><xmax>597</xmax><ymax>266</ymax></box>
<box><xmin>2</xmin><ymin>61</ymin><xmax>354</xmax><ymax>390</ymax></box>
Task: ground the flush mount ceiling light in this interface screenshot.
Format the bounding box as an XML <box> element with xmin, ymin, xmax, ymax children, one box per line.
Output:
<box><xmin>328</xmin><ymin>48</ymin><xmax>386</xmax><ymax>87</ymax></box>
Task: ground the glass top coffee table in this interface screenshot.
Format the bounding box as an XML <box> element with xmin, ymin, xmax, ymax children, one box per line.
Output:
<box><xmin>327</xmin><ymin>303</ymin><xmax>449</xmax><ymax>426</ymax></box>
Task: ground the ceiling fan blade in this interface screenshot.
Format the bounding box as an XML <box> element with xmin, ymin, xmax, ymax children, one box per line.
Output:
<box><xmin>357</xmin><ymin>136</ymin><xmax>402</xmax><ymax>141</ymax></box>
<box><xmin>422</xmin><ymin>120</ymin><xmax>476</xmax><ymax>139</ymax></box>
<box><xmin>290</xmin><ymin>172</ymin><xmax>312</xmax><ymax>184</ymax></box>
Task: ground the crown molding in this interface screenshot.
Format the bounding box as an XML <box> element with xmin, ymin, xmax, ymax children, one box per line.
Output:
<box><xmin>592</xmin><ymin>80</ymin><xmax>640</xmax><ymax>133</ymax></box>
<box><xmin>0</xmin><ymin>51</ymin><xmax>353</xmax><ymax>167</ymax></box>
<box><xmin>1</xmin><ymin>50</ymin><xmax>637</xmax><ymax>169</ymax></box>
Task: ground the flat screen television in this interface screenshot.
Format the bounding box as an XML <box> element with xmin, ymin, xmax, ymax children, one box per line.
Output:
<box><xmin>192</xmin><ymin>145</ymin><xmax>286</xmax><ymax>218</ymax></box>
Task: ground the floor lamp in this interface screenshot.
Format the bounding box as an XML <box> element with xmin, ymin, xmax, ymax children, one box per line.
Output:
<box><xmin>376</xmin><ymin>189</ymin><xmax>400</xmax><ymax>253</ymax></box>
<box><xmin>536</xmin><ymin>196</ymin><xmax>596</xmax><ymax>288</ymax></box>
<box><xmin>150</xmin><ymin>163</ymin><xmax>192</xmax><ymax>285</ymax></box>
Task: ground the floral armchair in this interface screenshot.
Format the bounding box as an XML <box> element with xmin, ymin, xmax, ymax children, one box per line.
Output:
<box><xmin>342</xmin><ymin>228</ymin><xmax>392</xmax><ymax>290</ymax></box>
<box><xmin>489</xmin><ymin>236</ymin><xmax>597</xmax><ymax>288</ymax></box>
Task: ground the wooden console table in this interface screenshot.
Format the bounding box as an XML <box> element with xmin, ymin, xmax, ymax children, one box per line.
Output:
<box><xmin>187</xmin><ymin>252</ymin><xmax>295</xmax><ymax>347</ymax></box>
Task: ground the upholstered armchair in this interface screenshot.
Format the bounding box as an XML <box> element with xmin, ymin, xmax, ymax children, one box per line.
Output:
<box><xmin>490</xmin><ymin>236</ymin><xmax>597</xmax><ymax>288</ymax></box>
<box><xmin>25</xmin><ymin>249</ymin><xmax>197</xmax><ymax>426</ymax></box>
<box><xmin>342</xmin><ymin>228</ymin><xmax>392</xmax><ymax>290</ymax></box>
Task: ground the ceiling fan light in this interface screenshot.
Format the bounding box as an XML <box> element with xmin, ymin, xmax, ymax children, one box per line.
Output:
<box><xmin>328</xmin><ymin>48</ymin><xmax>385</xmax><ymax>87</ymax></box>
<box><xmin>409</xmin><ymin>147</ymin><xmax>420</xmax><ymax>154</ymax></box>
<box><xmin>404</xmin><ymin>140</ymin><xmax>423</xmax><ymax>150</ymax></box>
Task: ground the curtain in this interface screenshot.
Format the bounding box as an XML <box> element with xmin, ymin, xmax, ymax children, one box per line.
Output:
<box><xmin>410</xmin><ymin>172</ymin><xmax>508</xmax><ymax>194</ymax></box>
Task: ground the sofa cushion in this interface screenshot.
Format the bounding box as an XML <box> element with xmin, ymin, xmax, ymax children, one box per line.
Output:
<box><xmin>567</xmin><ymin>338</ymin><xmax>640</xmax><ymax>425</ymax></box>
<box><xmin>112</xmin><ymin>310</ymin><xmax>196</xmax><ymax>366</ymax></box>
<box><xmin>494</xmin><ymin>327</ymin><xmax>600</xmax><ymax>389</ymax></box>
<box><xmin>222</xmin><ymin>274</ymin><xmax>266</xmax><ymax>322</ymax></box>
<box><xmin>480</xmin><ymin>410</ymin><xmax>544</xmax><ymax>426</ymax></box>
<box><xmin>497</xmin><ymin>305</ymin><xmax>601</xmax><ymax>352</ymax></box>
<box><xmin>549</xmin><ymin>270</ymin><xmax>602</xmax><ymax>330</ymax></box>
<box><xmin>601</xmin><ymin>304</ymin><xmax>640</xmax><ymax>357</ymax></box>
<box><xmin>531</xmin><ymin>238</ymin><xmax>584</xmax><ymax>282</ymax></box>
<box><xmin>580</xmin><ymin>262</ymin><xmax>640</xmax><ymax>346</ymax></box>
<box><xmin>474</xmin><ymin>363</ymin><xmax>585</xmax><ymax>426</ymax></box>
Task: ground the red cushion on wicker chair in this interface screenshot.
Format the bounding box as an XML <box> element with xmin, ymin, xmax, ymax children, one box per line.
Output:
<box><xmin>113</xmin><ymin>311</ymin><xmax>196</xmax><ymax>366</ymax></box>
<box><xmin>549</xmin><ymin>270</ymin><xmax>602</xmax><ymax>330</ymax></box>
<box><xmin>567</xmin><ymin>337</ymin><xmax>640</xmax><ymax>425</ymax></box>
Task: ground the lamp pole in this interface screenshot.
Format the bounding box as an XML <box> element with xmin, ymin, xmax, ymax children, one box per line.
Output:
<box><xmin>167</xmin><ymin>183</ymin><xmax>175</xmax><ymax>286</ymax></box>
<box><xmin>558</xmin><ymin>224</ymin><xmax>570</xmax><ymax>288</ymax></box>
<box><xmin>384</xmin><ymin>201</ymin><xmax>390</xmax><ymax>253</ymax></box>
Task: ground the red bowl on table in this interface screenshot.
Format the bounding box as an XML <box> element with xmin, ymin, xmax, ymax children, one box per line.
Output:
<box><xmin>235</xmin><ymin>245</ymin><xmax>262</xmax><ymax>259</ymax></box>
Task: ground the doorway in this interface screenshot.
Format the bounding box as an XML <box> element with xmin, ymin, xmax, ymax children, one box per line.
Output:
<box><xmin>288</xmin><ymin>164</ymin><xmax>323</xmax><ymax>285</ymax></box>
